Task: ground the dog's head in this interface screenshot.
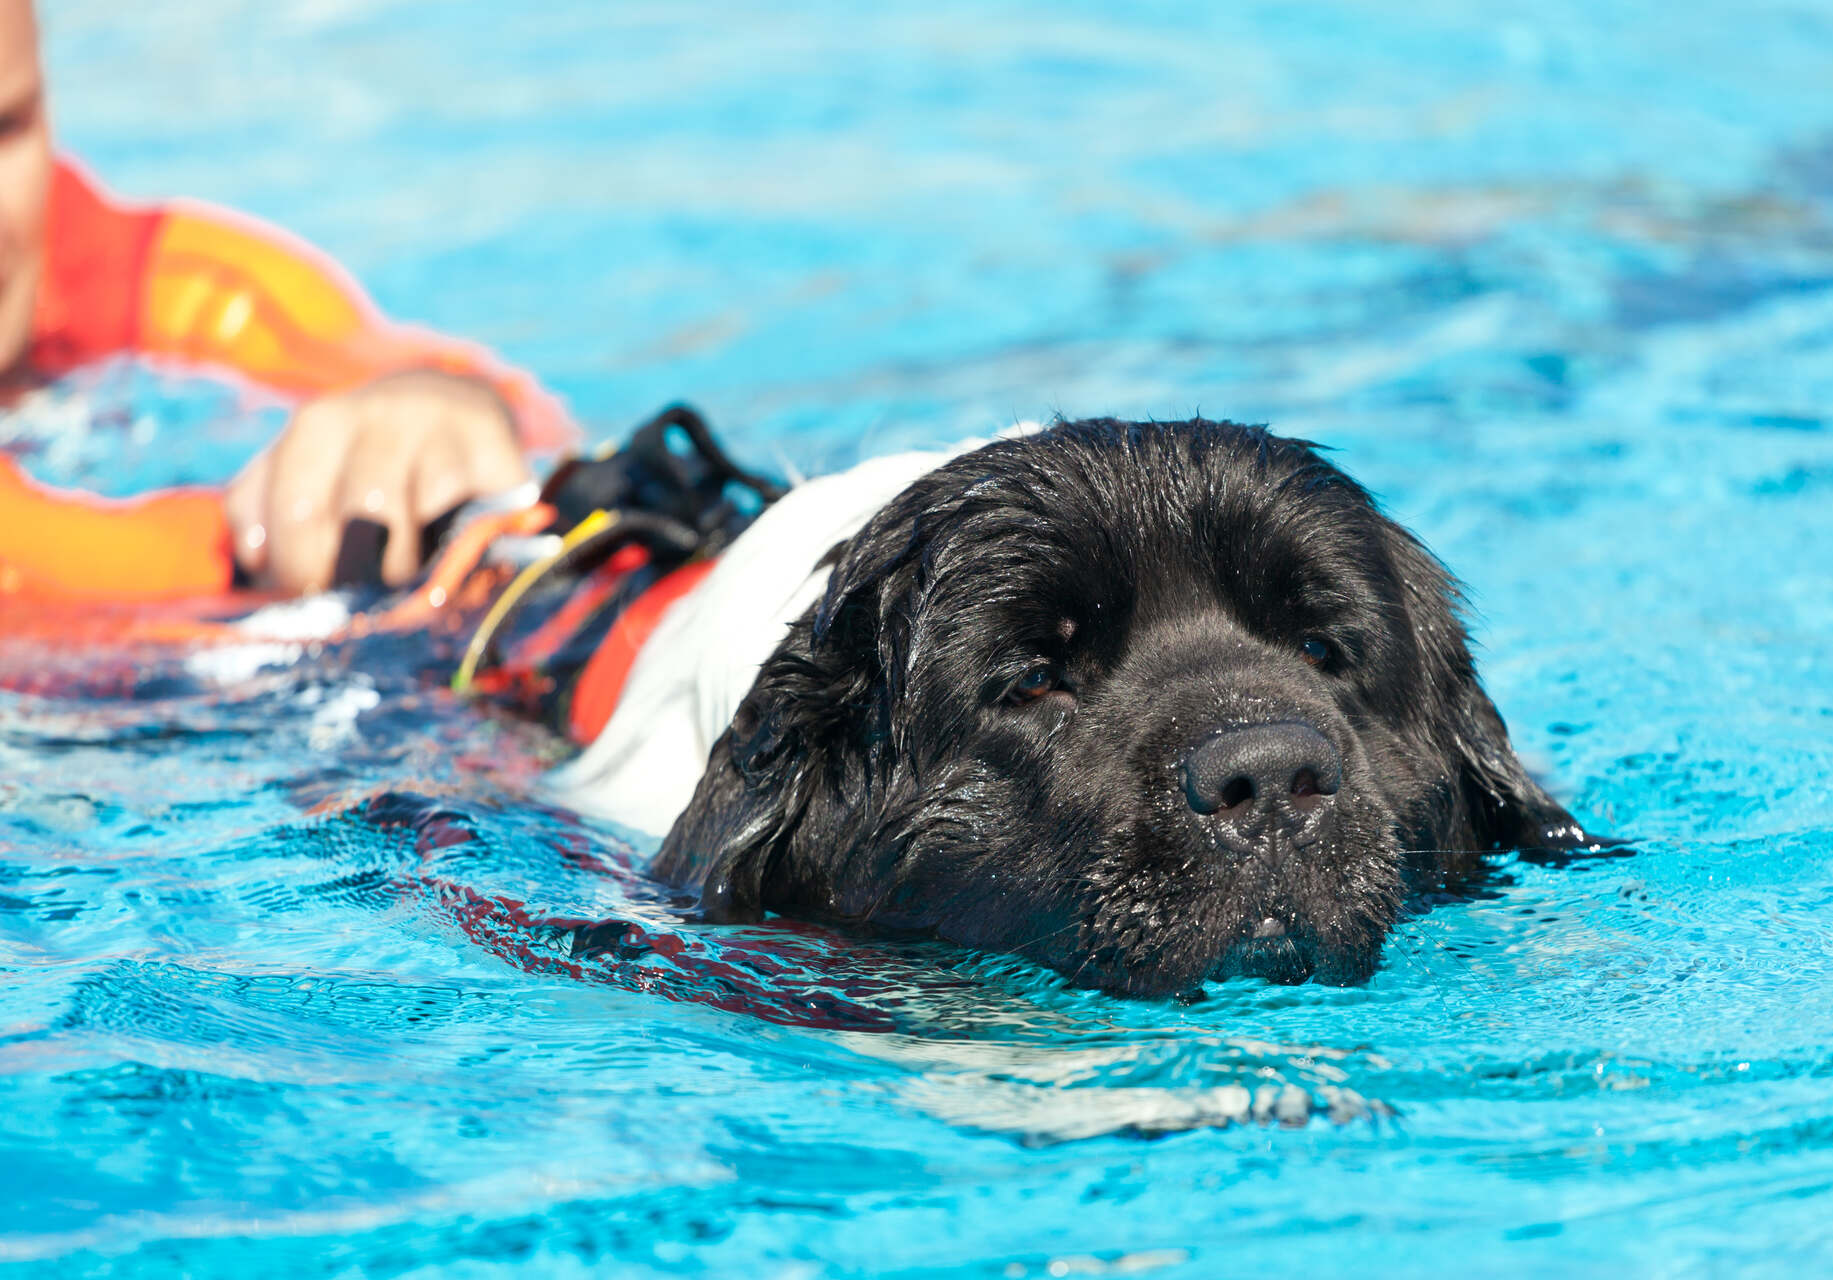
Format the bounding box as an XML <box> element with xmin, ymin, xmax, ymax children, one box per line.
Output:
<box><xmin>655</xmin><ymin>419</ymin><xmax>1588</xmax><ymax>997</ymax></box>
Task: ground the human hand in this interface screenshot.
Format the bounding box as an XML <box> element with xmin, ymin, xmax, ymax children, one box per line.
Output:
<box><xmin>225</xmin><ymin>370</ymin><xmax>531</xmax><ymax>594</ymax></box>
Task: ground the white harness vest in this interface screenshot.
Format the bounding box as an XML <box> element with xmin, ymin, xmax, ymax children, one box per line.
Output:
<box><xmin>546</xmin><ymin>447</ymin><xmax>961</xmax><ymax>834</ymax></box>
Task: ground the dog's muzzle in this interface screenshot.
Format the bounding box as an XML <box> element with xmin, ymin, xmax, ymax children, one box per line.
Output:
<box><xmin>1182</xmin><ymin>720</ymin><xmax>1342</xmax><ymax>830</ymax></box>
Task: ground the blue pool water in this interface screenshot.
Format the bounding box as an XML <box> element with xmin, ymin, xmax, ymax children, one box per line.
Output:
<box><xmin>5</xmin><ymin>1</ymin><xmax>1833</xmax><ymax>1274</ymax></box>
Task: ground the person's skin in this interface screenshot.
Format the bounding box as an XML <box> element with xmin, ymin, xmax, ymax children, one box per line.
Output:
<box><xmin>2</xmin><ymin>0</ymin><xmax>532</xmax><ymax>595</ymax></box>
<box><xmin>0</xmin><ymin>0</ymin><xmax>50</xmax><ymax>393</ymax></box>
<box><xmin>223</xmin><ymin>371</ymin><xmax>530</xmax><ymax>592</ymax></box>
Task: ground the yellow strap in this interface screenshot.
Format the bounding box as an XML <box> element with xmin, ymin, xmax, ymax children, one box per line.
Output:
<box><xmin>451</xmin><ymin>508</ymin><xmax>619</xmax><ymax>694</ymax></box>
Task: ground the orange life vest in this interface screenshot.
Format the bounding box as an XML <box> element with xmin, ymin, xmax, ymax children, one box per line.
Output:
<box><xmin>1</xmin><ymin>157</ymin><xmax>574</xmax><ymax>603</ymax></box>
<box><xmin>2</xmin><ymin>163</ymin><xmax>719</xmax><ymax>742</ymax></box>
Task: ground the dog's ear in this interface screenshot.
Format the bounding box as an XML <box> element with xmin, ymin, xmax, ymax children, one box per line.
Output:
<box><xmin>653</xmin><ymin>728</ymin><xmax>779</xmax><ymax>924</ymax></box>
<box><xmin>1382</xmin><ymin>521</ymin><xmax>1598</xmax><ymax>855</ymax></box>
<box><xmin>655</xmin><ymin>499</ymin><xmax>937</xmax><ymax>920</ymax></box>
<box><xmin>652</xmin><ymin>626</ymin><xmax>857</xmax><ymax>922</ymax></box>
<box><xmin>1452</xmin><ymin>684</ymin><xmax>1593</xmax><ymax>853</ymax></box>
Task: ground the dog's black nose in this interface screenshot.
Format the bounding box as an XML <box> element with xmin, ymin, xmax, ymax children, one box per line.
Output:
<box><xmin>1183</xmin><ymin>722</ymin><xmax>1342</xmax><ymax>818</ymax></box>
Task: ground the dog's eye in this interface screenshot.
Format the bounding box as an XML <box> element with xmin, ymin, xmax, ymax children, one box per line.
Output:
<box><xmin>1006</xmin><ymin>664</ymin><xmax>1060</xmax><ymax>705</ymax></box>
<box><xmin>1300</xmin><ymin>636</ymin><xmax>1333</xmax><ymax>668</ymax></box>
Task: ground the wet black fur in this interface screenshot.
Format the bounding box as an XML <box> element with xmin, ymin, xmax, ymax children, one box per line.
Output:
<box><xmin>653</xmin><ymin>418</ymin><xmax>1592</xmax><ymax>997</ymax></box>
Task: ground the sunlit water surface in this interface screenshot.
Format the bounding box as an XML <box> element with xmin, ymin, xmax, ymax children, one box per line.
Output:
<box><xmin>5</xmin><ymin>2</ymin><xmax>1833</xmax><ymax>1274</ymax></box>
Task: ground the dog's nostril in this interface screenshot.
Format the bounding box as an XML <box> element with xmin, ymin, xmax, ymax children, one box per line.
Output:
<box><xmin>1183</xmin><ymin>721</ymin><xmax>1342</xmax><ymax>818</ymax></box>
<box><xmin>1217</xmin><ymin>775</ymin><xmax>1256</xmax><ymax>810</ymax></box>
<box><xmin>1291</xmin><ymin>767</ymin><xmax>1322</xmax><ymax>797</ymax></box>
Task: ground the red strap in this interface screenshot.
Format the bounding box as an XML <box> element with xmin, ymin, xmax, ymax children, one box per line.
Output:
<box><xmin>510</xmin><ymin>543</ymin><xmax>649</xmax><ymax>673</ymax></box>
<box><xmin>566</xmin><ymin>558</ymin><xmax>717</xmax><ymax>744</ymax></box>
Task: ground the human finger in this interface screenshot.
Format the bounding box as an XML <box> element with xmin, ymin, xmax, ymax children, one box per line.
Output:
<box><xmin>331</xmin><ymin>403</ymin><xmax>425</xmax><ymax>587</ymax></box>
<box><xmin>224</xmin><ymin>445</ymin><xmax>274</xmax><ymax>579</ymax></box>
<box><xmin>406</xmin><ymin>424</ymin><xmax>475</xmax><ymax>553</ymax></box>
<box><xmin>427</xmin><ymin>409</ymin><xmax>532</xmax><ymax>520</ymax></box>
<box><xmin>262</xmin><ymin>401</ymin><xmax>355</xmax><ymax>594</ymax></box>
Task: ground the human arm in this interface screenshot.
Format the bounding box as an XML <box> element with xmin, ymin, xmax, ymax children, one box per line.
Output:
<box><xmin>5</xmin><ymin>158</ymin><xmax>574</xmax><ymax>600</ymax></box>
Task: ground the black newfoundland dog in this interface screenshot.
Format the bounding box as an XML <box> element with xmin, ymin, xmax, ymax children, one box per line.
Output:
<box><xmin>654</xmin><ymin>417</ymin><xmax>1595</xmax><ymax>997</ymax></box>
